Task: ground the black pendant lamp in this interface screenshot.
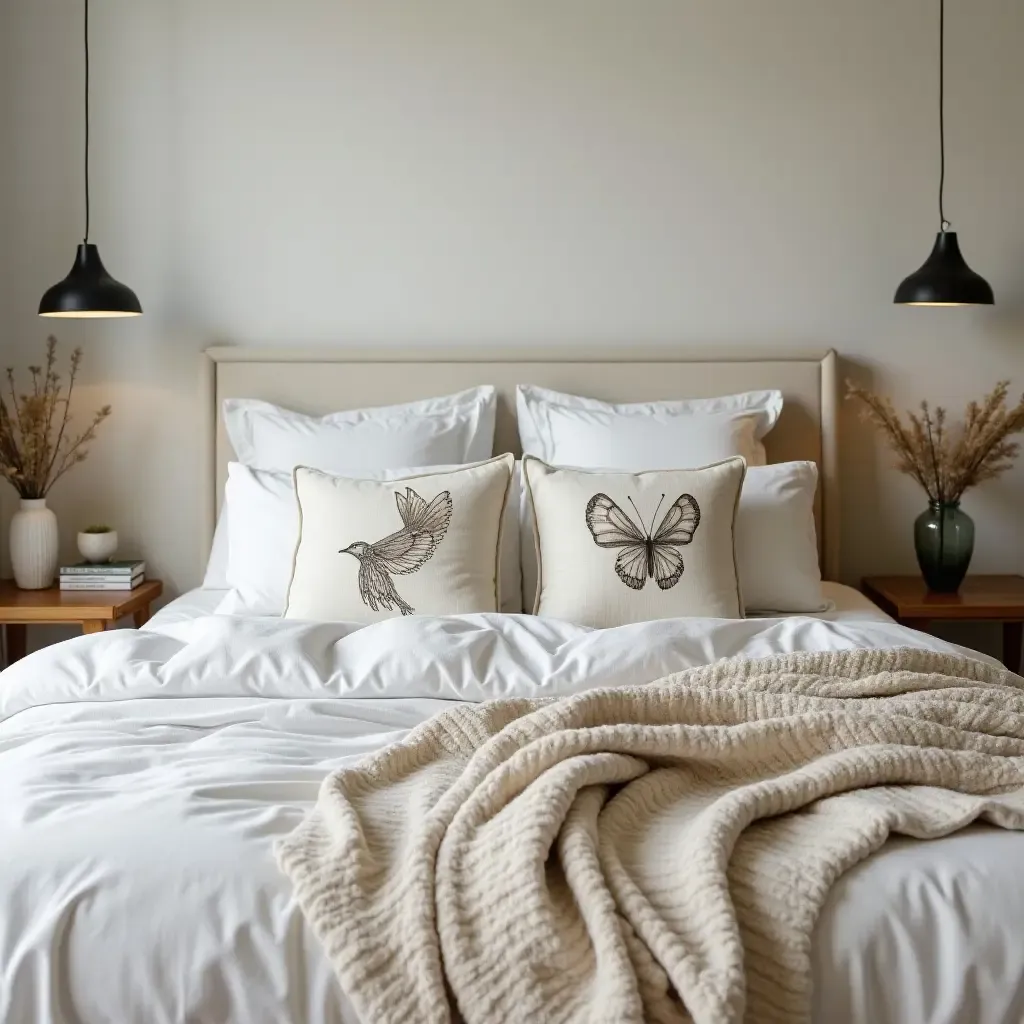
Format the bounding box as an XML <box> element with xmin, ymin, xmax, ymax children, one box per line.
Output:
<box><xmin>894</xmin><ymin>0</ymin><xmax>993</xmax><ymax>307</ymax></box>
<box><xmin>39</xmin><ymin>0</ymin><xmax>142</xmax><ymax>319</ymax></box>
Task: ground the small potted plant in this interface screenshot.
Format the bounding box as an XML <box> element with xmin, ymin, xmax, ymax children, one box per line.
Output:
<box><xmin>0</xmin><ymin>336</ymin><xmax>111</xmax><ymax>588</ymax></box>
<box><xmin>77</xmin><ymin>524</ymin><xmax>118</xmax><ymax>564</ymax></box>
<box><xmin>847</xmin><ymin>379</ymin><xmax>1024</xmax><ymax>592</ymax></box>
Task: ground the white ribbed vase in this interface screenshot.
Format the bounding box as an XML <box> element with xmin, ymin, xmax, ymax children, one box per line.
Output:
<box><xmin>10</xmin><ymin>498</ymin><xmax>59</xmax><ymax>590</ymax></box>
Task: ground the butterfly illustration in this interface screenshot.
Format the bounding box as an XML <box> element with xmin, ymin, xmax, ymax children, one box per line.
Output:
<box><xmin>339</xmin><ymin>488</ymin><xmax>453</xmax><ymax>616</ymax></box>
<box><xmin>585</xmin><ymin>492</ymin><xmax>700</xmax><ymax>591</ymax></box>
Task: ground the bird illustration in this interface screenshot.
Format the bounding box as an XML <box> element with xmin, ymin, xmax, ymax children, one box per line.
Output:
<box><xmin>339</xmin><ymin>487</ymin><xmax>453</xmax><ymax>616</ymax></box>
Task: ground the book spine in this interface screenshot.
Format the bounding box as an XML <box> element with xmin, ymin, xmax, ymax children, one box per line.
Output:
<box><xmin>59</xmin><ymin>580</ymin><xmax>144</xmax><ymax>587</ymax></box>
<box><xmin>60</xmin><ymin>580</ymin><xmax>143</xmax><ymax>591</ymax></box>
<box><xmin>60</xmin><ymin>572</ymin><xmax>143</xmax><ymax>581</ymax></box>
<box><xmin>60</xmin><ymin>564</ymin><xmax>144</xmax><ymax>575</ymax></box>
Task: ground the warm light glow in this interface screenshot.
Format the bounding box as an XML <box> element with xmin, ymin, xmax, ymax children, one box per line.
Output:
<box><xmin>39</xmin><ymin>310</ymin><xmax>142</xmax><ymax>318</ymax></box>
<box><xmin>904</xmin><ymin>301</ymin><xmax>969</xmax><ymax>307</ymax></box>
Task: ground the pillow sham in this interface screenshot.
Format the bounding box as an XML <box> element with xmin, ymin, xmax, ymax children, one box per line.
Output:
<box><xmin>285</xmin><ymin>455</ymin><xmax>514</xmax><ymax>623</ymax></box>
<box><xmin>216</xmin><ymin>460</ymin><xmax>523</xmax><ymax>616</ymax></box>
<box><xmin>736</xmin><ymin>462</ymin><xmax>825</xmax><ymax>613</ymax></box>
<box><xmin>516</xmin><ymin>385</ymin><xmax>782</xmax><ymax>469</ymax></box>
<box><xmin>224</xmin><ymin>386</ymin><xmax>497</xmax><ymax>473</ymax></box>
<box><xmin>523</xmin><ymin>456</ymin><xmax>745</xmax><ymax>628</ymax></box>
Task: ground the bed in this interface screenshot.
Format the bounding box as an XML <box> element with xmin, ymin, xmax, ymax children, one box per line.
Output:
<box><xmin>1</xmin><ymin>348</ymin><xmax>1022</xmax><ymax>1024</ymax></box>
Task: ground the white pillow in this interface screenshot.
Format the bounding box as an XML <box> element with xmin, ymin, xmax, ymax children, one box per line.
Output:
<box><xmin>224</xmin><ymin>386</ymin><xmax>497</xmax><ymax>472</ymax></box>
<box><xmin>204</xmin><ymin>387</ymin><xmax>498</xmax><ymax>587</ymax></box>
<box><xmin>201</xmin><ymin>508</ymin><xmax>230</xmax><ymax>588</ymax></box>
<box><xmin>285</xmin><ymin>456</ymin><xmax>513</xmax><ymax>623</ymax></box>
<box><xmin>524</xmin><ymin>456</ymin><xmax>746</xmax><ymax>628</ymax></box>
<box><xmin>736</xmin><ymin>462</ymin><xmax>825</xmax><ymax>614</ymax></box>
<box><xmin>516</xmin><ymin>385</ymin><xmax>782</xmax><ymax>469</ymax></box>
<box><xmin>515</xmin><ymin>388</ymin><xmax>783</xmax><ymax>611</ymax></box>
<box><xmin>217</xmin><ymin>461</ymin><xmax>523</xmax><ymax>616</ymax></box>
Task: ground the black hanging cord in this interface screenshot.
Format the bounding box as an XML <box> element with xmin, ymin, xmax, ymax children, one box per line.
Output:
<box><xmin>938</xmin><ymin>0</ymin><xmax>949</xmax><ymax>231</ymax></box>
<box><xmin>84</xmin><ymin>0</ymin><xmax>91</xmax><ymax>243</ymax></box>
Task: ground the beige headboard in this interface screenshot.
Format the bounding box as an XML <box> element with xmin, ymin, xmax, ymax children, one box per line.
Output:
<box><xmin>201</xmin><ymin>347</ymin><xmax>839</xmax><ymax>579</ymax></box>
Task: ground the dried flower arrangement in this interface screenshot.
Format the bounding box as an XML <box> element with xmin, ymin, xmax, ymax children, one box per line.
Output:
<box><xmin>0</xmin><ymin>336</ymin><xmax>111</xmax><ymax>499</ymax></box>
<box><xmin>846</xmin><ymin>379</ymin><xmax>1024</xmax><ymax>504</ymax></box>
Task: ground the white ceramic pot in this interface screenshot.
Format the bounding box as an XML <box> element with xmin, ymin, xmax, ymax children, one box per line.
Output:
<box><xmin>10</xmin><ymin>498</ymin><xmax>59</xmax><ymax>589</ymax></box>
<box><xmin>77</xmin><ymin>529</ymin><xmax>119</xmax><ymax>564</ymax></box>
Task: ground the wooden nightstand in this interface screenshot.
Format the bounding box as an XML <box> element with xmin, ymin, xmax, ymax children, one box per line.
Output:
<box><xmin>0</xmin><ymin>578</ymin><xmax>163</xmax><ymax>666</ymax></box>
<box><xmin>861</xmin><ymin>575</ymin><xmax>1024</xmax><ymax>672</ymax></box>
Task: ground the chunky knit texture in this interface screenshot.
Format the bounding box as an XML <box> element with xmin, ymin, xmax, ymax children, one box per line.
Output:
<box><xmin>277</xmin><ymin>648</ymin><xmax>1024</xmax><ymax>1023</ymax></box>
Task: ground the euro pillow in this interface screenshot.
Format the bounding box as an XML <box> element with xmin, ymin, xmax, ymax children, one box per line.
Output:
<box><xmin>216</xmin><ymin>459</ymin><xmax>523</xmax><ymax>616</ymax></box>
<box><xmin>737</xmin><ymin>462</ymin><xmax>825</xmax><ymax>614</ymax></box>
<box><xmin>516</xmin><ymin>385</ymin><xmax>782</xmax><ymax>469</ymax></box>
<box><xmin>224</xmin><ymin>386</ymin><xmax>497</xmax><ymax>473</ymax></box>
<box><xmin>285</xmin><ymin>455</ymin><xmax>514</xmax><ymax>623</ymax></box>
<box><xmin>523</xmin><ymin>456</ymin><xmax>745</xmax><ymax>628</ymax></box>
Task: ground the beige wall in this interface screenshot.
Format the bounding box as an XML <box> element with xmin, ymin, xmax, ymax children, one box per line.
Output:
<box><xmin>1</xmin><ymin>1</ymin><xmax>1023</xmax><ymax>652</ymax></box>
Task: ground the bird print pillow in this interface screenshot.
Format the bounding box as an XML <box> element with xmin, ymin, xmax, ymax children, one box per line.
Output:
<box><xmin>285</xmin><ymin>454</ymin><xmax>514</xmax><ymax>623</ymax></box>
<box><xmin>523</xmin><ymin>455</ymin><xmax>746</xmax><ymax>628</ymax></box>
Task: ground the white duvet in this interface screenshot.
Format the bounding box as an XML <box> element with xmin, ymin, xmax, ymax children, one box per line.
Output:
<box><xmin>1</xmin><ymin>596</ymin><xmax>1023</xmax><ymax>1024</ymax></box>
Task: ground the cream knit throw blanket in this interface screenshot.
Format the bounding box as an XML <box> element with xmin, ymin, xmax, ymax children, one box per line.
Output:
<box><xmin>277</xmin><ymin>648</ymin><xmax>1024</xmax><ymax>1024</ymax></box>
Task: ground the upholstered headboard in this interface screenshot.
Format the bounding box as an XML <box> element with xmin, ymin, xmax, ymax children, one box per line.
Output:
<box><xmin>200</xmin><ymin>347</ymin><xmax>839</xmax><ymax>578</ymax></box>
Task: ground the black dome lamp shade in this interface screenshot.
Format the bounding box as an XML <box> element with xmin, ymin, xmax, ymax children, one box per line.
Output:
<box><xmin>40</xmin><ymin>244</ymin><xmax>142</xmax><ymax>318</ymax></box>
<box><xmin>39</xmin><ymin>0</ymin><xmax>141</xmax><ymax>319</ymax></box>
<box><xmin>894</xmin><ymin>0</ymin><xmax>993</xmax><ymax>307</ymax></box>
<box><xmin>893</xmin><ymin>230</ymin><xmax>994</xmax><ymax>306</ymax></box>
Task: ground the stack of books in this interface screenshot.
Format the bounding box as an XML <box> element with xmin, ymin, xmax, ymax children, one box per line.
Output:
<box><xmin>59</xmin><ymin>560</ymin><xmax>146</xmax><ymax>591</ymax></box>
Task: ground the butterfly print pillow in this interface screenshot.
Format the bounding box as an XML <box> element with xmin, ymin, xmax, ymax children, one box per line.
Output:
<box><xmin>285</xmin><ymin>455</ymin><xmax>513</xmax><ymax>623</ymax></box>
<box><xmin>523</xmin><ymin>456</ymin><xmax>746</xmax><ymax>628</ymax></box>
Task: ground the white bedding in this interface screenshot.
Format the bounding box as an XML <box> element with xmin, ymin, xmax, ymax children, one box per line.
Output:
<box><xmin>147</xmin><ymin>579</ymin><xmax>895</xmax><ymax>630</ymax></box>
<box><xmin>146</xmin><ymin>584</ymin><xmax>228</xmax><ymax>626</ymax></box>
<box><xmin>1</xmin><ymin>604</ymin><xmax>1021</xmax><ymax>1024</ymax></box>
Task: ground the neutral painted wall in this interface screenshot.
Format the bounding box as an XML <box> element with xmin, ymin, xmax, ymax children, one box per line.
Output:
<box><xmin>1</xmin><ymin>1</ymin><xmax>1023</xmax><ymax>652</ymax></box>
<box><xmin>0</xmin><ymin>1</ymin><xmax>13</xmax><ymax>389</ymax></box>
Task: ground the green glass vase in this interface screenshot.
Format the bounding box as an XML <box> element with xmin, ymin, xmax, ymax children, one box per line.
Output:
<box><xmin>914</xmin><ymin>501</ymin><xmax>974</xmax><ymax>593</ymax></box>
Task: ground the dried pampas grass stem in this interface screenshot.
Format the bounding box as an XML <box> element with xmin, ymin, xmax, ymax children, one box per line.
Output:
<box><xmin>0</xmin><ymin>336</ymin><xmax>111</xmax><ymax>500</ymax></box>
<box><xmin>847</xmin><ymin>379</ymin><xmax>1024</xmax><ymax>504</ymax></box>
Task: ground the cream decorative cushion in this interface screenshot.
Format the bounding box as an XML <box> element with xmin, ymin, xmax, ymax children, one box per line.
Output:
<box><xmin>524</xmin><ymin>456</ymin><xmax>745</xmax><ymax>627</ymax></box>
<box><xmin>285</xmin><ymin>455</ymin><xmax>513</xmax><ymax>623</ymax></box>
<box><xmin>216</xmin><ymin>460</ymin><xmax>523</xmax><ymax>617</ymax></box>
<box><xmin>515</xmin><ymin>387</ymin><xmax>781</xmax><ymax>614</ymax></box>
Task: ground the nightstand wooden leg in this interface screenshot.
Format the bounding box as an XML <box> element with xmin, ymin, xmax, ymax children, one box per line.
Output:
<box><xmin>5</xmin><ymin>624</ymin><xmax>26</xmax><ymax>665</ymax></box>
<box><xmin>82</xmin><ymin>620</ymin><xmax>107</xmax><ymax>635</ymax></box>
<box><xmin>1003</xmin><ymin>622</ymin><xmax>1022</xmax><ymax>673</ymax></box>
<box><xmin>132</xmin><ymin>607</ymin><xmax>150</xmax><ymax>628</ymax></box>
